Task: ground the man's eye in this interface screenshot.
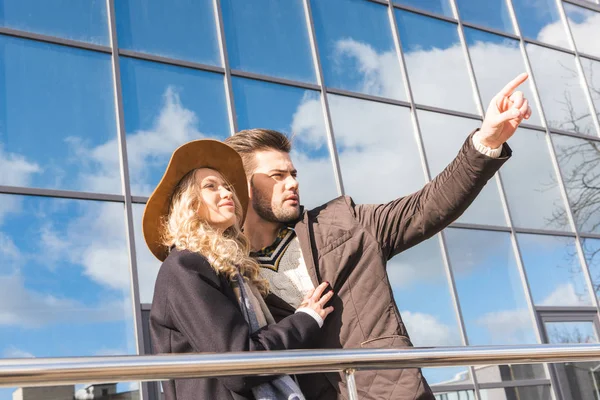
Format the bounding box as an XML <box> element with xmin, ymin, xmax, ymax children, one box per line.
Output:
<box><xmin>270</xmin><ymin>174</ymin><xmax>282</xmax><ymax>179</ymax></box>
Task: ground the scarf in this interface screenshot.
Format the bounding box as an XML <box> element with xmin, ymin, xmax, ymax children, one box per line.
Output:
<box><xmin>232</xmin><ymin>272</ymin><xmax>306</xmax><ymax>400</ymax></box>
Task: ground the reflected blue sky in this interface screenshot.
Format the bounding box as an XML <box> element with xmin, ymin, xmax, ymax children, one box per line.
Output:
<box><xmin>395</xmin><ymin>10</ymin><xmax>477</xmax><ymax>113</ymax></box>
<box><xmin>388</xmin><ymin>235</ymin><xmax>467</xmax><ymax>385</ymax></box>
<box><xmin>115</xmin><ymin>0</ymin><xmax>220</xmax><ymax>65</ymax></box>
<box><xmin>455</xmin><ymin>0</ymin><xmax>514</xmax><ymax>33</ymax></box>
<box><xmin>232</xmin><ymin>76</ymin><xmax>338</xmax><ymax>208</ymax></box>
<box><xmin>464</xmin><ymin>27</ymin><xmax>543</xmax><ymax>127</ymax></box>
<box><xmin>582</xmin><ymin>238</ymin><xmax>600</xmax><ymax>301</ymax></box>
<box><xmin>512</xmin><ymin>0</ymin><xmax>569</xmax><ymax>48</ymax></box>
<box><xmin>445</xmin><ymin>228</ymin><xmax>537</xmax><ymax>346</ymax></box>
<box><xmin>501</xmin><ymin>128</ymin><xmax>570</xmax><ymax>231</ymax></box>
<box><xmin>222</xmin><ymin>0</ymin><xmax>315</xmax><ymax>83</ymax></box>
<box><xmin>0</xmin><ymin>194</ymin><xmax>136</xmax><ymax>400</ymax></box>
<box><xmin>0</xmin><ymin>35</ymin><xmax>120</xmax><ymax>193</ymax></box>
<box><xmin>518</xmin><ymin>233</ymin><xmax>593</xmax><ymax>306</ymax></box>
<box><xmin>311</xmin><ymin>0</ymin><xmax>405</xmax><ymax>100</ymax></box>
<box><xmin>418</xmin><ymin>110</ymin><xmax>507</xmax><ymax>226</ymax></box>
<box><xmin>120</xmin><ymin>57</ymin><xmax>230</xmax><ymax>196</ymax></box>
<box><xmin>329</xmin><ymin>94</ymin><xmax>424</xmax><ymax>204</ymax></box>
<box><xmin>527</xmin><ymin>44</ymin><xmax>596</xmax><ymax>135</ymax></box>
<box><xmin>563</xmin><ymin>3</ymin><xmax>600</xmax><ymax>58</ymax></box>
<box><xmin>394</xmin><ymin>0</ymin><xmax>453</xmax><ymax>18</ymax></box>
<box><xmin>0</xmin><ymin>0</ymin><xmax>108</xmax><ymax>45</ymax></box>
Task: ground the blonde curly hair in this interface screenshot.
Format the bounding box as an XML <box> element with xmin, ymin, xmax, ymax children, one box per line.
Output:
<box><xmin>161</xmin><ymin>169</ymin><xmax>269</xmax><ymax>295</ymax></box>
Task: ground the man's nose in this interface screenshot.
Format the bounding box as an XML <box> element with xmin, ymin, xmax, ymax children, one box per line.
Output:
<box><xmin>285</xmin><ymin>176</ymin><xmax>299</xmax><ymax>191</ymax></box>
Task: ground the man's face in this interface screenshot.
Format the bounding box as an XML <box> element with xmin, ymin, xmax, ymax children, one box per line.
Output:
<box><xmin>249</xmin><ymin>150</ymin><xmax>300</xmax><ymax>223</ymax></box>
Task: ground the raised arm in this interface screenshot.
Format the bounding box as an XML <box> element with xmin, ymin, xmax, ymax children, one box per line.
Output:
<box><xmin>354</xmin><ymin>73</ymin><xmax>531</xmax><ymax>259</ymax></box>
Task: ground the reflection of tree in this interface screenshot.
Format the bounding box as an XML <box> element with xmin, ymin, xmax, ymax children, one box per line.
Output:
<box><xmin>550</xmin><ymin>139</ymin><xmax>600</xmax><ymax>232</ymax></box>
<box><xmin>547</xmin><ymin>324</ymin><xmax>595</xmax><ymax>344</ymax></box>
<box><xmin>546</xmin><ymin>60</ymin><xmax>599</xmax><ymax>134</ymax></box>
<box><xmin>542</xmin><ymin>60</ymin><xmax>600</xmax><ymax>299</ymax></box>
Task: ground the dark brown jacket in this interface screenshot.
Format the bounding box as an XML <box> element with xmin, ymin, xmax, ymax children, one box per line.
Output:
<box><xmin>149</xmin><ymin>249</ymin><xmax>320</xmax><ymax>400</ymax></box>
<box><xmin>265</xmin><ymin>132</ymin><xmax>512</xmax><ymax>400</ymax></box>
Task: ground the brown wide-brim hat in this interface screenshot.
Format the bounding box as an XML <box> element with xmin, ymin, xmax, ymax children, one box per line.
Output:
<box><xmin>142</xmin><ymin>139</ymin><xmax>248</xmax><ymax>262</ymax></box>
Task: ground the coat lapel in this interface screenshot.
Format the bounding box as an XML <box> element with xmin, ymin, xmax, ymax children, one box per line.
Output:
<box><xmin>293</xmin><ymin>213</ymin><xmax>320</xmax><ymax>288</ymax></box>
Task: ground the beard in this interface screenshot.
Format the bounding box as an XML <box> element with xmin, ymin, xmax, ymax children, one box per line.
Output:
<box><xmin>251</xmin><ymin>180</ymin><xmax>300</xmax><ymax>224</ymax></box>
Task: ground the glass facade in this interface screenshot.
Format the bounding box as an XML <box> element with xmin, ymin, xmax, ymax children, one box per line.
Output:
<box><xmin>1</xmin><ymin>0</ymin><xmax>600</xmax><ymax>399</ymax></box>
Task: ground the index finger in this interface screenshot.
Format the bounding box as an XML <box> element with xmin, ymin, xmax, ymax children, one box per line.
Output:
<box><xmin>498</xmin><ymin>72</ymin><xmax>528</xmax><ymax>98</ymax></box>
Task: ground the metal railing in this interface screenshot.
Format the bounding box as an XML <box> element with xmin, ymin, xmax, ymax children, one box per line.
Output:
<box><xmin>2</xmin><ymin>344</ymin><xmax>600</xmax><ymax>399</ymax></box>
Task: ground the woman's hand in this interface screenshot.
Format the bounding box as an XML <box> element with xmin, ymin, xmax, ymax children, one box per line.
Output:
<box><xmin>299</xmin><ymin>282</ymin><xmax>335</xmax><ymax>320</ymax></box>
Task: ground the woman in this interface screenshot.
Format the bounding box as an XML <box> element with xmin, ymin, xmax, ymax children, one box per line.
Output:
<box><xmin>143</xmin><ymin>139</ymin><xmax>333</xmax><ymax>400</ymax></box>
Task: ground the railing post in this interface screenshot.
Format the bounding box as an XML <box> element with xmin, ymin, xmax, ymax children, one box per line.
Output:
<box><xmin>345</xmin><ymin>368</ymin><xmax>359</xmax><ymax>400</ymax></box>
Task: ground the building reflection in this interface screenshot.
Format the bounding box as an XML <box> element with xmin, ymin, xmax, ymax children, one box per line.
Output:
<box><xmin>12</xmin><ymin>383</ymin><xmax>138</xmax><ymax>400</ymax></box>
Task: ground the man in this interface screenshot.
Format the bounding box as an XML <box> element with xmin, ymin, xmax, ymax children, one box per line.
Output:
<box><xmin>224</xmin><ymin>74</ymin><xmax>532</xmax><ymax>399</ymax></box>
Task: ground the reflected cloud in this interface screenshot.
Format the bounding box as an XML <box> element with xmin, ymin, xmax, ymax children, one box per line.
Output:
<box><xmin>70</xmin><ymin>86</ymin><xmax>203</xmax><ymax>196</ymax></box>
<box><xmin>564</xmin><ymin>4</ymin><xmax>600</xmax><ymax>57</ymax></box>
<box><xmin>3</xmin><ymin>346</ymin><xmax>34</xmax><ymax>359</ymax></box>
<box><xmin>539</xmin><ymin>282</ymin><xmax>583</xmax><ymax>306</ymax></box>
<box><xmin>333</xmin><ymin>39</ymin><xmax>403</xmax><ymax>99</ymax></box>
<box><xmin>0</xmin><ymin>274</ymin><xmax>127</xmax><ymax>328</ymax></box>
<box><xmin>476</xmin><ymin>308</ymin><xmax>533</xmax><ymax>344</ymax></box>
<box><xmin>401</xmin><ymin>311</ymin><xmax>461</xmax><ymax>346</ymax></box>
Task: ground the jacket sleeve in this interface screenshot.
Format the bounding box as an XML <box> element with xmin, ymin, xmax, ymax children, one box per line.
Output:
<box><xmin>164</xmin><ymin>251</ymin><xmax>320</xmax><ymax>393</ymax></box>
<box><xmin>353</xmin><ymin>130</ymin><xmax>511</xmax><ymax>260</ymax></box>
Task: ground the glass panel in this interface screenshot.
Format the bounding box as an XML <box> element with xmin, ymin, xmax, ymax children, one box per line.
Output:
<box><xmin>433</xmin><ymin>388</ymin><xmax>476</xmax><ymax>399</ymax></box>
<box><xmin>544</xmin><ymin>321</ymin><xmax>600</xmax><ymax>400</ymax></box>
<box><xmin>519</xmin><ymin>233</ymin><xmax>593</xmax><ymax>306</ymax></box>
<box><xmin>527</xmin><ymin>43</ymin><xmax>597</xmax><ymax>136</ymax></box>
<box><xmin>133</xmin><ymin>203</ymin><xmax>161</xmax><ymax>304</ymax></box>
<box><xmin>388</xmin><ymin>235</ymin><xmax>468</xmax><ymax>387</ymax></box>
<box><xmin>564</xmin><ymin>3</ymin><xmax>600</xmax><ymax>58</ymax></box>
<box><xmin>115</xmin><ymin>0</ymin><xmax>220</xmax><ymax>66</ymax></box>
<box><xmin>546</xmin><ymin>321</ymin><xmax>598</xmax><ymax>343</ymax></box>
<box><xmin>232</xmin><ymin>77</ymin><xmax>338</xmax><ymax>208</ymax></box>
<box><xmin>395</xmin><ymin>10</ymin><xmax>477</xmax><ymax>114</ymax></box>
<box><xmin>0</xmin><ymin>0</ymin><xmax>108</xmax><ymax>45</ymax></box>
<box><xmin>501</xmin><ymin>128</ymin><xmax>570</xmax><ymax>231</ymax></box>
<box><xmin>222</xmin><ymin>0</ymin><xmax>315</xmax><ymax>83</ymax></box>
<box><xmin>583</xmin><ymin>238</ymin><xmax>600</xmax><ymax>302</ymax></box>
<box><xmin>455</xmin><ymin>0</ymin><xmax>514</xmax><ymax>34</ymax></box>
<box><xmin>0</xmin><ymin>35</ymin><xmax>120</xmax><ymax>193</ymax></box>
<box><xmin>328</xmin><ymin>94</ymin><xmax>424</xmax><ymax>203</ymax></box>
<box><xmin>5</xmin><ymin>384</ymin><xmax>139</xmax><ymax>400</ymax></box>
<box><xmin>512</xmin><ymin>0</ymin><xmax>570</xmax><ymax>49</ymax></box>
<box><xmin>476</xmin><ymin>364</ymin><xmax>547</xmax><ymax>384</ymax></box>
<box><xmin>553</xmin><ymin>134</ymin><xmax>600</xmax><ymax>234</ymax></box>
<box><xmin>480</xmin><ymin>385</ymin><xmax>552</xmax><ymax>400</ymax></box>
<box><xmin>464</xmin><ymin>27</ymin><xmax>542</xmax><ymax>126</ymax></box>
<box><xmin>445</xmin><ymin>228</ymin><xmax>536</xmax><ymax>344</ymax></box>
<box><xmin>311</xmin><ymin>0</ymin><xmax>406</xmax><ymax>100</ymax></box>
<box><xmin>394</xmin><ymin>0</ymin><xmax>454</xmax><ymax>18</ymax></box>
<box><xmin>0</xmin><ymin>194</ymin><xmax>136</xmax><ymax>399</ymax></box>
<box><xmin>582</xmin><ymin>57</ymin><xmax>600</xmax><ymax>122</ymax></box>
<box><xmin>120</xmin><ymin>57</ymin><xmax>230</xmax><ymax>197</ymax></box>
<box><xmin>445</xmin><ymin>228</ymin><xmax>541</xmax><ymax>383</ymax></box>
<box><xmin>418</xmin><ymin>110</ymin><xmax>507</xmax><ymax>226</ymax></box>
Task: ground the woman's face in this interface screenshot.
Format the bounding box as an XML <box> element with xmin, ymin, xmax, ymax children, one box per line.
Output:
<box><xmin>195</xmin><ymin>168</ymin><xmax>237</xmax><ymax>230</ymax></box>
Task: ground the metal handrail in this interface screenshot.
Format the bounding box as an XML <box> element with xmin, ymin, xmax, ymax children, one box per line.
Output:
<box><xmin>1</xmin><ymin>344</ymin><xmax>600</xmax><ymax>390</ymax></box>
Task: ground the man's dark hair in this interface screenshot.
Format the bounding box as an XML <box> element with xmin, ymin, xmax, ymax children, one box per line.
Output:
<box><xmin>224</xmin><ymin>129</ymin><xmax>292</xmax><ymax>174</ymax></box>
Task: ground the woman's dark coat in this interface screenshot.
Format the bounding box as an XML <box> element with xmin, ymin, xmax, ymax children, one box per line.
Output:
<box><xmin>149</xmin><ymin>248</ymin><xmax>320</xmax><ymax>400</ymax></box>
